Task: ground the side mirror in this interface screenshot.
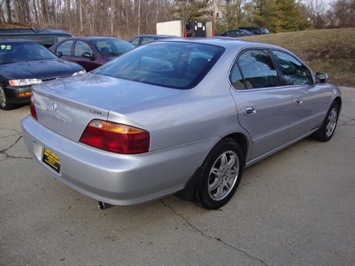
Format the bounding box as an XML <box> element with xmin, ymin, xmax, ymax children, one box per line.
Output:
<box><xmin>82</xmin><ymin>52</ymin><xmax>95</xmax><ymax>61</ymax></box>
<box><xmin>56</xmin><ymin>51</ymin><xmax>63</xmax><ymax>58</ymax></box>
<box><xmin>316</xmin><ymin>72</ymin><xmax>329</xmax><ymax>83</ymax></box>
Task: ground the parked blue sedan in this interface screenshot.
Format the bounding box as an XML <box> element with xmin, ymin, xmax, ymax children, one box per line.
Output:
<box><xmin>22</xmin><ymin>39</ymin><xmax>341</xmax><ymax>209</ymax></box>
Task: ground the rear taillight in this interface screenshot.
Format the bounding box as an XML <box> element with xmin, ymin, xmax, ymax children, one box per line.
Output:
<box><xmin>79</xmin><ymin>120</ymin><xmax>150</xmax><ymax>154</ymax></box>
<box><xmin>30</xmin><ymin>95</ymin><xmax>37</xmax><ymax>120</ymax></box>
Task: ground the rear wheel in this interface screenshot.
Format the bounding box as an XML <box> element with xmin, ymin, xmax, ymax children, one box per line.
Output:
<box><xmin>0</xmin><ymin>86</ymin><xmax>15</xmax><ymax>110</ymax></box>
<box><xmin>313</xmin><ymin>101</ymin><xmax>339</xmax><ymax>142</ymax></box>
<box><xmin>196</xmin><ymin>139</ymin><xmax>244</xmax><ymax>209</ymax></box>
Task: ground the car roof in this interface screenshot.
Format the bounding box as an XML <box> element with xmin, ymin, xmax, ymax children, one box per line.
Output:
<box><xmin>163</xmin><ymin>37</ymin><xmax>271</xmax><ymax>48</ymax></box>
<box><xmin>0</xmin><ymin>39</ymin><xmax>40</xmax><ymax>44</ymax></box>
<box><xmin>221</xmin><ymin>29</ymin><xmax>253</xmax><ymax>34</ymax></box>
<box><xmin>0</xmin><ymin>28</ymin><xmax>71</xmax><ymax>35</ymax></box>
<box><xmin>156</xmin><ymin>38</ymin><xmax>296</xmax><ymax>60</ymax></box>
<box><xmin>63</xmin><ymin>36</ymin><xmax>123</xmax><ymax>41</ymax></box>
<box><xmin>134</xmin><ymin>34</ymin><xmax>176</xmax><ymax>38</ymax></box>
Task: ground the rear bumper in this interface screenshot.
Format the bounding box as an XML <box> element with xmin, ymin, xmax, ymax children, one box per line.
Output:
<box><xmin>21</xmin><ymin>116</ymin><xmax>215</xmax><ymax>205</ymax></box>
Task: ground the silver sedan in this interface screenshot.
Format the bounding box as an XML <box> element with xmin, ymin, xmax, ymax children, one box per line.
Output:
<box><xmin>22</xmin><ymin>38</ymin><xmax>342</xmax><ymax>210</ymax></box>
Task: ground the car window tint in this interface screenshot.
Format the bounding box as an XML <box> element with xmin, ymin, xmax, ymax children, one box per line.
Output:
<box><xmin>141</xmin><ymin>37</ymin><xmax>156</xmax><ymax>45</ymax></box>
<box><xmin>74</xmin><ymin>41</ymin><xmax>92</xmax><ymax>57</ymax></box>
<box><xmin>27</xmin><ymin>35</ymin><xmax>55</xmax><ymax>47</ymax></box>
<box><xmin>272</xmin><ymin>50</ymin><xmax>312</xmax><ymax>85</ymax></box>
<box><xmin>0</xmin><ymin>41</ymin><xmax>57</xmax><ymax>64</ymax></box>
<box><xmin>230</xmin><ymin>64</ymin><xmax>252</xmax><ymax>89</ymax></box>
<box><xmin>93</xmin><ymin>42</ymin><xmax>224</xmax><ymax>89</ymax></box>
<box><xmin>57</xmin><ymin>40</ymin><xmax>73</xmax><ymax>56</ymax></box>
<box><xmin>130</xmin><ymin>37</ymin><xmax>140</xmax><ymax>46</ymax></box>
<box><xmin>95</xmin><ymin>42</ymin><xmax>110</xmax><ymax>55</ymax></box>
<box><xmin>93</xmin><ymin>39</ymin><xmax>134</xmax><ymax>56</ymax></box>
<box><xmin>233</xmin><ymin>49</ymin><xmax>281</xmax><ymax>89</ymax></box>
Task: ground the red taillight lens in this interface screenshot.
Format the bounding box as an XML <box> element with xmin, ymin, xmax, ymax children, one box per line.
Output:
<box><xmin>30</xmin><ymin>95</ymin><xmax>37</xmax><ymax>120</ymax></box>
<box><xmin>79</xmin><ymin>120</ymin><xmax>150</xmax><ymax>154</ymax></box>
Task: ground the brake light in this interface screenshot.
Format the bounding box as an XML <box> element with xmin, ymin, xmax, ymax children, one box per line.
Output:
<box><xmin>30</xmin><ymin>95</ymin><xmax>37</xmax><ymax>120</ymax></box>
<box><xmin>79</xmin><ymin>120</ymin><xmax>150</xmax><ymax>154</ymax></box>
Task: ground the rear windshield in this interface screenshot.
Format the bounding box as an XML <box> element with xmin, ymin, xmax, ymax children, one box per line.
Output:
<box><xmin>93</xmin><ymin>42</ymin><xmax>224</xmax><ymax>89</ymax></box>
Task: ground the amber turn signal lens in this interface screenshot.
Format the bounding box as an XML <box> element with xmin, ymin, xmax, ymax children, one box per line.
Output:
<box><xmin>18</xmin><ymin>91</ymin><xmax>32</xmax><ymax>97</ymax></box>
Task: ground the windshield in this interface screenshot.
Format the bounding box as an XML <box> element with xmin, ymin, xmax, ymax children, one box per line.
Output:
<box><xmin>93</xmin><ymin>42</ymin><xmax>224</xmax><ymax>89</ymax></box>
<box><xmin>92</xmin><ymin>39</ymin><xmax>134</xmax><ymax>56</ymax></box>
<box><xmin>0</xmin><ymin>41</ymin><xmax>57</xmax><ymax>64</ymax></box>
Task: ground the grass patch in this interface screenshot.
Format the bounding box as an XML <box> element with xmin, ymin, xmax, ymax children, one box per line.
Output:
<box><xmin>243</xmin><ymin>28</ymin><xmax>355</xmax><ymax>87</ymax></box>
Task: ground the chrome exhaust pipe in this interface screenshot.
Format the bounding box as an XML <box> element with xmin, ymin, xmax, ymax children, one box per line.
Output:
<box><xmin>98</xmin><ymin>201</ymin><xmax>113</xmax><ymax>210</ymax></box>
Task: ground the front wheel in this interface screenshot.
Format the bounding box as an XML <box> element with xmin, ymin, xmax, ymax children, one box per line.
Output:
<box><xmin>313</xmin><ymin>101</ymin><xmax>340</xmax><ymax>142</ymax></box>
<box><xmin>196</xmin><ymin>139</ymin><xmax>244</xmax><ymax>209</ymax></box>
<box><xmin>0</xmin><ymin>85</ymin><xmax>15</xmax><ymax>110</ymax></box>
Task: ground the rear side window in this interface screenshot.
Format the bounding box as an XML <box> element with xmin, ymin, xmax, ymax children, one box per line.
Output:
<box><xmin>230</xmin><ymin>49</ymin><xmax>281</xmax><ymax>89</ymax></box>
<box><xmin>272</xmin><ymin>50</ymin><xmax>312</xmax><ymax>85</ymax></box>
<box><xmin>141</xmin><ymin>37</ymin><xmax>156</xmax><ymax>45</ymax></box>
<box><xmin>129</xmin><ymin>37</ymin><xmax>140</xmax><ymax>46</ymax></box>
<box><xmin>27</xmin><ymin>35</ymin><xmax>55</xmax><ymax>47</ymax></box>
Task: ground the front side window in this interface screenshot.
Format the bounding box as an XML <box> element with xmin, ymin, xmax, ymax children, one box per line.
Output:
<box><xmin>230</xmin><ymin>49</ymin><xmax>281</xmax><ymax>89</ymax></box>
<box><xmin>74</xmin><ymin>41</ymin><xmax>93</xmax><ymax>57</ymax></box>
<box><xmin>56</xmin><ymin>40</ymin><xmax>73</xmax><ymax>56</ymax></box>
<box><xmin>272</xmin><ymin>50</ymin><xmax>312</xmax><ymax>85</ymax></box>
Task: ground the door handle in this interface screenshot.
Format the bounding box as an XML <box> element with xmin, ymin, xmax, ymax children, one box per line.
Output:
<box><xmin>296</xmin><ymin>98</ymin><xmax>303</xmax><ymax>104</ymax></box>
<box><xmin>245</xmin><ymin>107</ymin><xmax>257</xmax><ymax>116</ymax></box>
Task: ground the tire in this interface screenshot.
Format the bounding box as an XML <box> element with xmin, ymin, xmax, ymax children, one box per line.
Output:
<box><xmin>196</xmin><ymin>139</ymin><xmax>244</xmax><ymax>209</ymax></box>
<box><xmin>0</xmin><ymin>85</ymin><xmax>15</xmax><ymax>110</ymax></box>
<box><xmin>313</xmin><ymin>101</ymin><xmax>339</xmax><ymax>142</ymax></box>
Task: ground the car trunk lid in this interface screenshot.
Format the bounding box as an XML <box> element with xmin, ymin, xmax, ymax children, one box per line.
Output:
<box><xmin>32</xmin><ymin>73</ymin><xmax>181</xmax><ymax>142</ymax></box>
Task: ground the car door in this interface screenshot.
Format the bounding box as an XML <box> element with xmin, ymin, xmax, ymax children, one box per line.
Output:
<box><xmin>72</xmin><ymin>40</ymin><xmax>101</xmax><ymax>71</ymax></box>
<box><xmin>271</xmin><ymin>50</ymin><xmax>330</xmax><ymax>141</ymax></box>
<box><xmin>229</xmin><ymin>49</ymin><xmax>293</xmax><ymax>162</ymax></box>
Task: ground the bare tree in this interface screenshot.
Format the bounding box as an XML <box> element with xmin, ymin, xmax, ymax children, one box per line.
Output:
<box><xmin>328</xmin><ymin>0</ymin><xmax>355</xmax><ymax>27</ymax></box>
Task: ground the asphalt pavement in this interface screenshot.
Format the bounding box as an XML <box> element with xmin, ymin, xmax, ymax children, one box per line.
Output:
<box><xmin>0</xmin><ymin>87</ymin><xmax>354</xmax><ymax>266</ymax></box>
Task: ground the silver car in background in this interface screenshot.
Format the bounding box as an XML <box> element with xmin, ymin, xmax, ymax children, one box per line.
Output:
<box><xmin>22</xmin><ymin>39</ymin><xmax>342</xmax><ymax>210</ymax></box>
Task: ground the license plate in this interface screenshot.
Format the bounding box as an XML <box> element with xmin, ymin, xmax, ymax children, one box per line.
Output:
<box><xmin>42</xmin><ymin>147</ymin><xmax>61</xmax><ymax>173</ymax></box>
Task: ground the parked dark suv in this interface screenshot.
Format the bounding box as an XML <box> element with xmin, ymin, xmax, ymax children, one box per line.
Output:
<box><xmin>238</xmin><ymin>27</ymin><xmax>269</xmax><ymax>34</ymax></box>
<box><xmin>0</xmin><ymin>28</ymin><xmax>72</xmax><ymax>47</ymax></box>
